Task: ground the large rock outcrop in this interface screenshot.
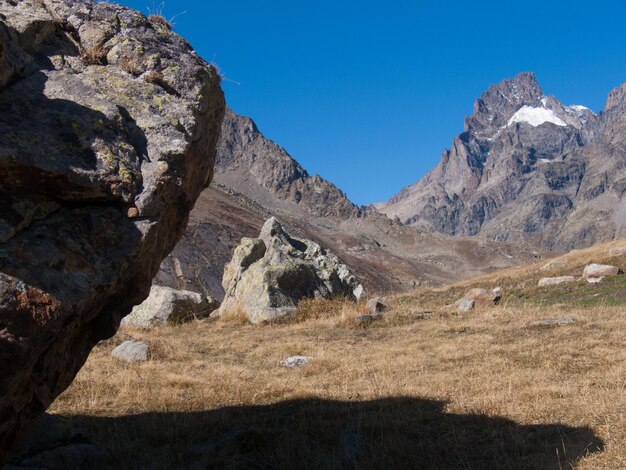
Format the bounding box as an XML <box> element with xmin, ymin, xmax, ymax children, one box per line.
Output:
<box><xmin>218</xmin><ymin>217</ymin><xmax>364</xmax><ymax>323</ymax></box>
<box><xmin>0</xmin><ymin>0</ymin><xmax>224</xmax><ymax>460</ymax></box>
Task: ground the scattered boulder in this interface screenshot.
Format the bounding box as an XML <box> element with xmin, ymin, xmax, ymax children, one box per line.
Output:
<box><xmin>537</xmin><ymin>276</ymin><xmax>576</xmax><ymax>287</ymax></box>
<box><xmin>5</xmin><ymin>413</ymin><xmax>110</xmax><ymax>469</ymax></box>
<box><xmin>582</xmin><ymin>263</ymin><xmax>623</xmax><ymax>279</ymax></box>
<box><xmin>121</xmin><ymin>285</ymin><xmax>219</xmax><ymax>328</ymax></box>
<box><xmin>366</xmin><ymin>297</ymin><xmax>388</xmax><ymax>315</ymax></box>
<box><xmin>539</xmin><ymin>259</ymin><xmax>567</xmax><ymax>271</ymax></box>
<box><xmin>608</xmin><ymin>246</ymin><xmax>626</xmax><ymax>257</ymax></box>
<box><xmin>456</xmin><ymin>298</ymin><xmax>475</xmax><ymax>313</ymax></box>
<box><xmin>218</xmin><ymin>218</ymin><xmax>364</xmax><ymax>323</ymax></box>
<box><xmin>463</xmin><ymin>288</ymin><xmax>501</xmax><ymax>303</ymax></box>
<box><xmin>0</xmin><ymin>0</ymin><xmax>225</xmax><ymax>456</ymax></box>
<box><xmin>455</xmin><ymin>287</ymin><xmax>501</xmax><ymax>312</ymax></box>
<box><xmin>279</xmin><ymin>356</ymin><xmax>312</xmax><ymax>368</ymax></box>
<box><xmin>111</xmin><ymin>340</ymin><xmax>149</xmax><ymax>363</ymax></box>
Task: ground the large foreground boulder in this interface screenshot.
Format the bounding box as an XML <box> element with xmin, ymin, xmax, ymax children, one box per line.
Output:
<box><xmin>218</xmin><ymin>218</ymin><xmax>364</xmax><ymax>323</ymax></box>
<box><xmin>0</xmin><ymin>0</ymin><xmax>224</xmax><ymax>460</ymax></box>
<box><xmin>121</xmin><ymin>285</ymin><xmax>219</xmax><ymax>328</ymax></box>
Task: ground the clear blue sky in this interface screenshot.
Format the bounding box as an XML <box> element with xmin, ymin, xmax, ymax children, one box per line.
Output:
<box><xmin>117</xmin><ymin>0</ymin><xmax>626</xmax><ymax>205</ymax></box>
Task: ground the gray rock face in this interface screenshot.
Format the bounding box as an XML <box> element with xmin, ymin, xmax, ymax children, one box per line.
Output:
<box><xmin>0</xmin><ymin>0</ymin><xmax>224</xmax><ymax>460</ymax></box>
<box><xmin>376</xmin><ymin>72</ymin><xmax>626</xmax><ymax>251</ymax></box>
<box><xmin>121</xmin><ymin>285</ymin><xmax>219</xmax><ymax>328</ymax></box>
<box><xmin>111</xmin><ymin>340</ymin><xmax>149</xmax><ymax>363</ymax></box>
<box><xmin>218</xmin><ymin>217</ymin><xmax>364</xmax><ymax>323</ymax></box>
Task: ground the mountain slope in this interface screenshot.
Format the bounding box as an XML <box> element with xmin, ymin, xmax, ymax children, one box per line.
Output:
<box><xmin>375</xmin><ymin>72</ymin><xmax>626</xmax><ymax>250</ymax></box>
<box><xmin>157</xmin><ymin>108</ymin><xmax>549</xmax><ymax>299</ymax></box>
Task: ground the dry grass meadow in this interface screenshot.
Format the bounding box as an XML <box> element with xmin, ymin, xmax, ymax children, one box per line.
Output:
<box><xmin>50</xmin><ymin>239</ymin><xmax>626</xmax><ymax>469</ymax></box>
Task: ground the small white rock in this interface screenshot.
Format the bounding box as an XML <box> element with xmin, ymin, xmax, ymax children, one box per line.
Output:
<box><xmin>537</xmin><ymin>276</ymin><xmax>576</xmax><ymax>287</ymax></box>
<box><xmin>280</xmin><ymin>356</ymin><xmax>312</xmax><ymax>368</ymax></box>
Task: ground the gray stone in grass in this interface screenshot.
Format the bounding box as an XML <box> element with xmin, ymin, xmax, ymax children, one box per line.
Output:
<box><xmin>366</xmin><ymin>297</ymin><xmax>388</xmax><ymax>315</ymax></box>
<box><xmin>456</xmin><ymin>298</ymin><xmax>475</xmax><ymax>313</ymax></box>
<box><xmin>111</xmin><ymin>340</ymin><xmax>148</xmax><ymax>363</ymax></box>
<box><xmin>279</xmin><ymin>356</ymin><xmax>312</xmax><ymax>368</ymax></box>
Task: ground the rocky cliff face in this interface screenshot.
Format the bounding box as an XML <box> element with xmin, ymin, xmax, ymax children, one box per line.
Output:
<box><xmin>376</xmin><ymin>72</ymin><xmax>625</xmax><ymax>250</ymax></box>
<box><xmin>0</xmin><ymin>0</ymin><xmax>224</xmax><ymax>460</ymax></box>
<box><xmin>215</xmin><ymin>107</ymin><xmax>360</xmax><ymax>219</ymax></box>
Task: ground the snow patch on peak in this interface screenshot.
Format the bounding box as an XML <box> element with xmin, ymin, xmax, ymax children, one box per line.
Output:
<box><xmin>566</xmin><ymin>104</ymin><xmax>595</xmax><ymax>115</ymax></box>
<box><xmin>507</xmin><ymin>106</ymin><xmax>567</xmax><ymax>128</ymax></box>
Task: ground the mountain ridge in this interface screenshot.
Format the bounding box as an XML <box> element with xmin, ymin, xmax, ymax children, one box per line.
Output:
<box><xmin>375</xmin><ymin>72</ymin><xmax>625</xmax><ymax>250</ymax></box>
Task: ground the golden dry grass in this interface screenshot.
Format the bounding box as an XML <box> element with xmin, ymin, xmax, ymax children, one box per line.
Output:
<box><xmin>50</xmin><ymin>240</ymin><xmax>626</xmax><ymax>469</ymax></box>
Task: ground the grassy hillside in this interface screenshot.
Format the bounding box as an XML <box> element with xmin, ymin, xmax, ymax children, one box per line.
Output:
<box><xmin>50</xmin><ymin>239</ymin><xmax>626</xmax><ymax>469</ymax></box>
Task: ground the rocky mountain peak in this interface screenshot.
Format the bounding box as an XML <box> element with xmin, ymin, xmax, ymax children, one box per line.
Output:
<box><xmin>465</xmin><ymin>72</ymin><xmax>544</xmax><ymax>137</ymax></box>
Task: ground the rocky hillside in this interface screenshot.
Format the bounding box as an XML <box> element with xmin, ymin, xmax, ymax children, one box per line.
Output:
<box><xmin>375</xmin><ymin>72</ymin><xmax>626</xmax><ymax>251</ymax></box>
<box><xmin>158</xmin><ymin>109</ymin><xmax>549</xmax><ymax>300</ymax></box>
<box><xmin>215</xmin><ymin>107</ymin><xmax>360</xmax><ymax>219</ymax></box>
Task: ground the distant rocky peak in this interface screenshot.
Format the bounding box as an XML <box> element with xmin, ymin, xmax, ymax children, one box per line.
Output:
<box><xmin>605</xmin><ymin>82</ymin><xmax>626</xmax><ymax>113</ymax></box>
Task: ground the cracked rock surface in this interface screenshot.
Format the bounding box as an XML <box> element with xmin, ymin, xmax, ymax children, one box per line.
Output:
<box><xmin>0</xmin><ymin>0</ymin><xmax>224</xmax><ymax>460</ymax></box>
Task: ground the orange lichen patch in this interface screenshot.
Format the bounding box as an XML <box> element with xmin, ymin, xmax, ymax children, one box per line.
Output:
<box><xmin>16</xmin><ymin>287</ymin><xmax>61</xmax><ymax>328</ymax></box>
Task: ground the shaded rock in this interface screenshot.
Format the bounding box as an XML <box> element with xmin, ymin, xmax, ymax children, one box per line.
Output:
<box><xmin>121</xmin><ymin>285</ymin><xmax>219</xmax><ymax>328</ymax></box>
<box><xmin>582</xmin><ymin>263</ymin><xmax>623</xmax><ymax>279</ymax></box>
<box><xmin>608</xmin><ymin>246</ymin><xmax>626</xmax><ymax>257</ymax></box>
<box><xmin>537</xmin><ymin>276</ymin><xmax>576</xmax><ymax>287</ymax></box>
<box><xmin>279</xmin><ymin>356</ymin><xmax>312</xmax><ymax>368</ymax></box>
<box><xmin>366</xmin><ymin>297</ymin><xmax>388</xmax><ymax>315</ymax></box>
<box><xmin>456</xmin><ymin>298</ymin><xmax>475</xmax><ymax>313</ymax></box>
<box><xmin>531</xmin><ymin>318</ymin><xmax>575</xmax><ymax>327</ymax></box>
<box><xmin>218</xmin><ymin>217</ymin><xmax>364</xmax><ymax>323</ymax></box>
<box><xmin>5</xmin><ymin>413</ymin><xmax>110</xmax><ymax>470</ymax></box>
<box><xmin>111</xmin><ymin>340</ymin><xmax>149</xmax><ymax>363</ymax></box>
<box><xmin>0</xmin><ymin>0</ymin><xmax>225</xmax><ymax>458</ymax></box>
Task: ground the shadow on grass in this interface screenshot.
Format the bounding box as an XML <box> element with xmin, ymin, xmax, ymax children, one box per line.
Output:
<box><xmin>69</xmin><ymin>397</ymin><xmax>603</xmax><ymax>470</ymax></box>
